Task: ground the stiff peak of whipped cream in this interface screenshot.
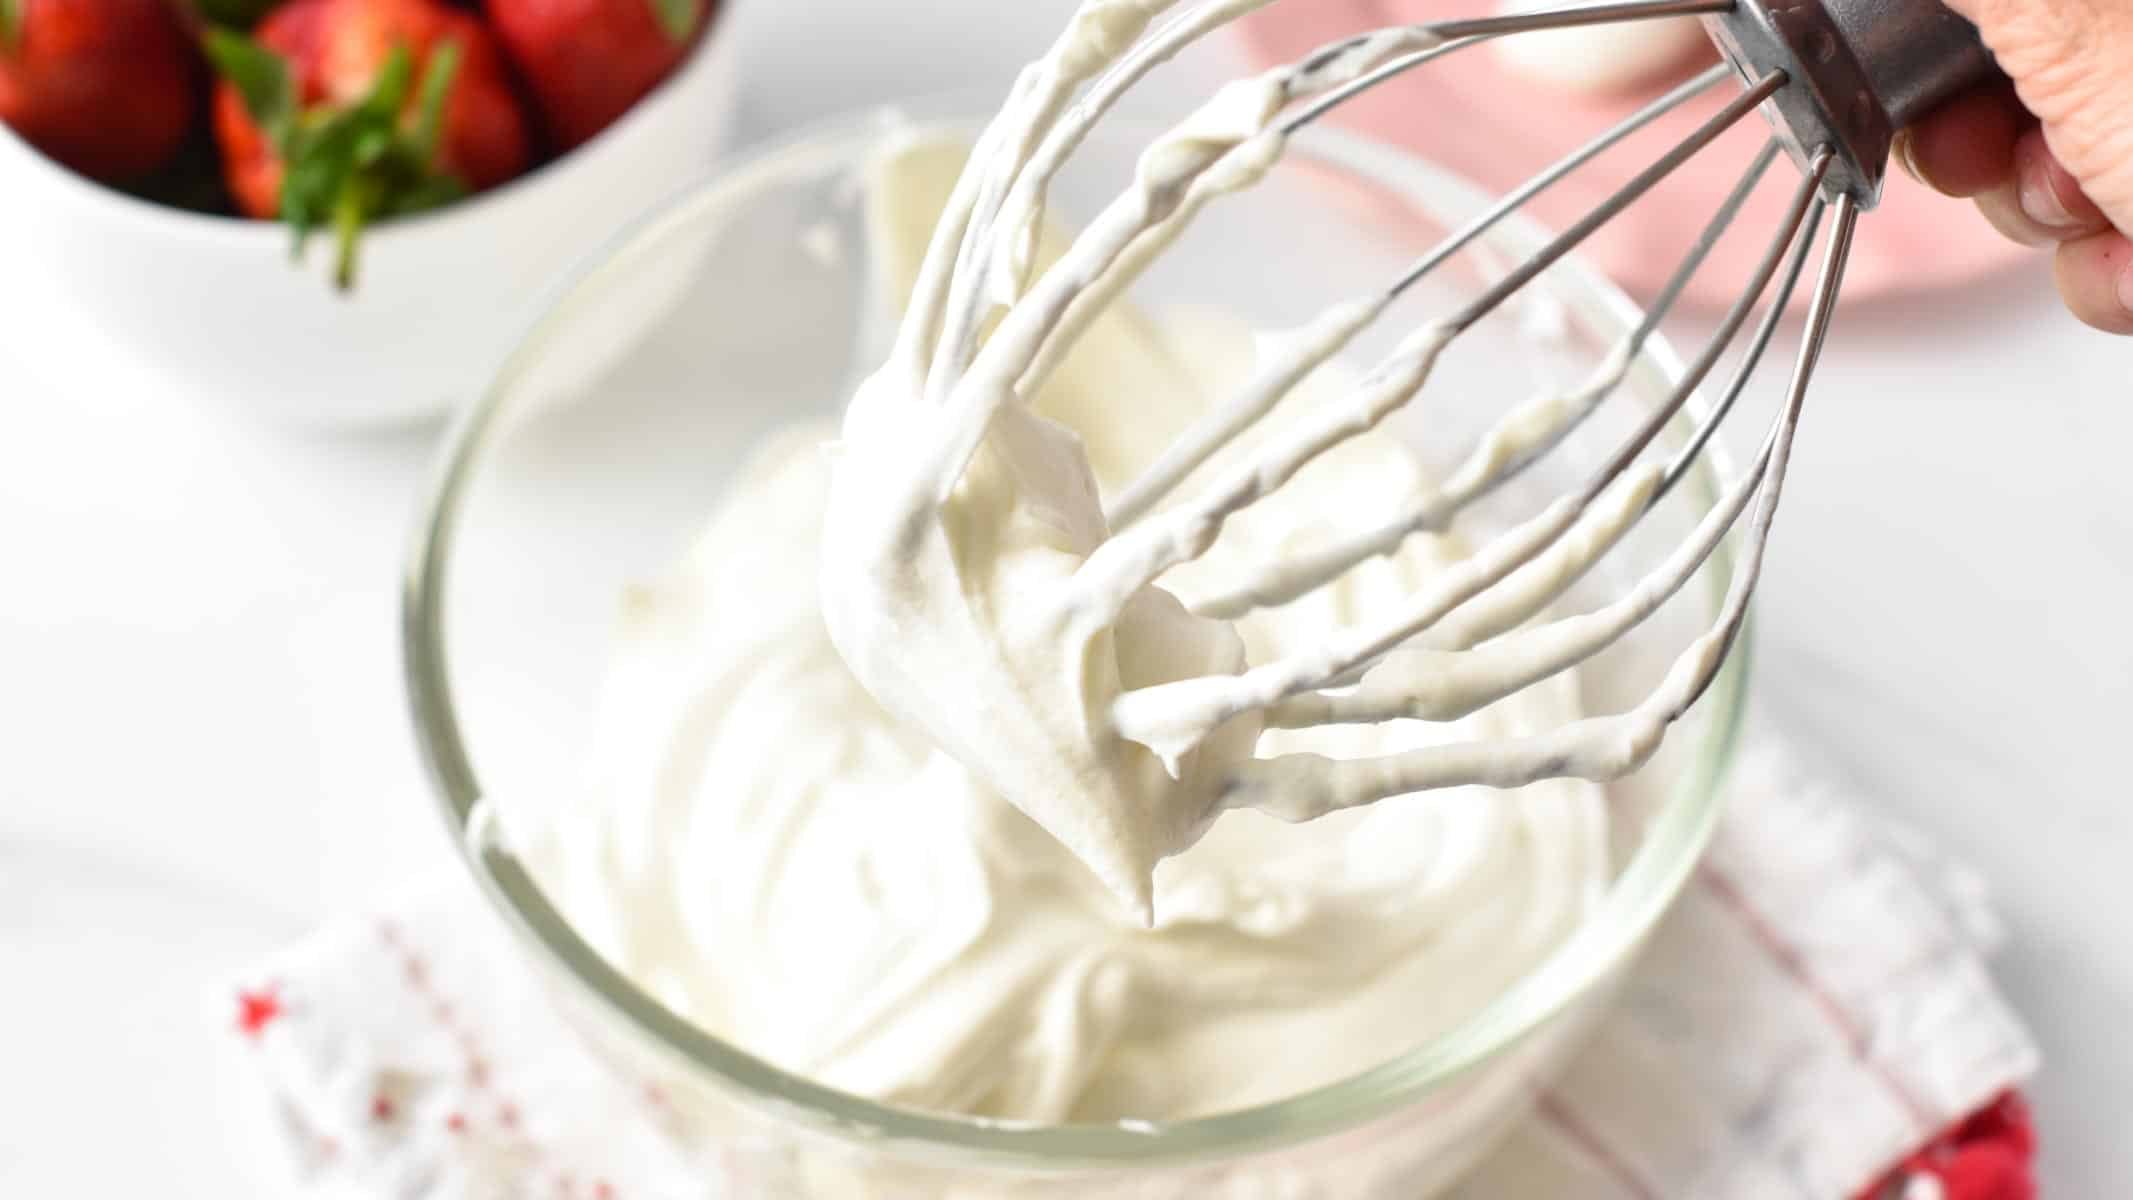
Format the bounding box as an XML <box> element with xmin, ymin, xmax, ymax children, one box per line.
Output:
<box><xmin>820</xmin><ymin>11</ymin><xmax>1452</xmax><ymax>915</ymax></box>
<box><xmin>820</xmin><ymin>0</ymin><xmax>1693</xmax><ymax>915</ymax></box>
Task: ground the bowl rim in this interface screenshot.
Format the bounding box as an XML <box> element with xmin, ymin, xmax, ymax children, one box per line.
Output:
<box><xmin>401</xmin><ymin>100</ymin><xmax>1751</xmax><ymax>1170</ymax></box>
<box><xmin>0</xmin><ymin>0</ymin><xmax>736</xmax><ymax>243</ymax></box>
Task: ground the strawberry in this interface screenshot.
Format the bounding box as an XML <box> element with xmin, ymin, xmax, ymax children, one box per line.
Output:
<box><xmin>0</xmin><ymin>0</ymin><xmax>198</xmax><ymax>182</ymax></box>
<box><xmin>482</xmin><ymin>0</ymin><xmax>708</xmax><ymax>150</ymax></box>
<box><xmin>206</xmin><ymin>0</ymin><xmax>531</xmax><ymax>288</ymax></box>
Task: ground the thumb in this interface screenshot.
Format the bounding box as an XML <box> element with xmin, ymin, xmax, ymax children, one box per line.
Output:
<box><xmin>1936</xmin><ymin>0</ymin><xmax>2133</xmax><ymax>232</ymax></box>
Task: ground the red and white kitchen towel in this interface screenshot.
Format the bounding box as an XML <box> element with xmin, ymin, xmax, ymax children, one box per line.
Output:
<box><xmin>224</xmin><ymin>735</ymin><xmax>2039</xmax><ymax>1199</ymax></box>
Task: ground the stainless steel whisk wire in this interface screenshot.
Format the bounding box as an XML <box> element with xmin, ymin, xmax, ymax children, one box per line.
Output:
<box><xmin>1107</xmin><ymin>0</ymin><xmax>1950</xmax><ymax>745</ymax></box>
<box><xmin>861</xmin><ymin>0</ymin><xmax>1995</xmax><ymax>823</ymax></box>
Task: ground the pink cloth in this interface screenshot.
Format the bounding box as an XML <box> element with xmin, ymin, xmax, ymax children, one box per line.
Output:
<box><xmin>221</xmin><ymin>734</ymin><xmax>2037</xmax><ymax>1198</ymax></box>
<box><xmin>1233</xmin><ymin>1</ymin><xmax>2026</xmax><ymax>310</ymax></box>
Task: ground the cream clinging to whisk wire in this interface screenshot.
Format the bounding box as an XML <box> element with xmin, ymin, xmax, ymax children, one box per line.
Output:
<box><xmin>820</xmin><ymin>0</ymin><xmax>1997</xmax><ymax>916</ymax></box>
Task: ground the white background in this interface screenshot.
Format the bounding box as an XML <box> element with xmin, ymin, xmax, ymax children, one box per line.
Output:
<box><xmin>4</xmin><ymin>0</ymin><xmax>2128</xmax><ymax>1193</ymax></box>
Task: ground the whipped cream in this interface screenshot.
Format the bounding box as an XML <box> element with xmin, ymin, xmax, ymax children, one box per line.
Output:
<box><xmin>820</xmin><ymin>18</ymin><xmax>1439</xmax><ymax>916</ymax></box>
<box><xmin>820</xmin><ymin>0</ymin><xmax>1733</xmax><ymax>914</ymax></box>
<box><xmin>532</xmin><ymin>132</ymin><xmax>1611</xmax><ymax>1123</ymax></box>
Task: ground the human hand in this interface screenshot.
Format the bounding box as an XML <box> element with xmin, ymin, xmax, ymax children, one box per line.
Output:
<box><xmin>1897</xmin><ymin>0</ymin><xmax>2133</xmax><ymax>333</ymax></box>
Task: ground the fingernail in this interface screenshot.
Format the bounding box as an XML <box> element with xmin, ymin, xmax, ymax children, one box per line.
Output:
<box><xmin>2018</xmin><ymin>173</ymin><xmax>2076</xmax><ymax>229</ymax></box>
<box><xmin>2015</xmin><ymin>138</ymin><xmax>2083</xmax><ymax>230</ymax></box>
<box><xmin>1890</xmin><ymin>130</ymin><xmax>1917</xmax><ymax>181</ymax></box>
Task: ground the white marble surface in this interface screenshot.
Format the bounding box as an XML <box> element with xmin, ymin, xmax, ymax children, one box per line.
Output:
<box><xmin>3</xmin><ymin>1</ymin><xmax>2128</xmax><ymax>1193</ymax></box>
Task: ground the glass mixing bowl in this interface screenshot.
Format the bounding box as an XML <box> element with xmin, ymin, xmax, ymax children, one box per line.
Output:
<box><xmin>403</xmin><ymin>101</ymin><xmax>1749</xmax><ymax>1197</ymax></box>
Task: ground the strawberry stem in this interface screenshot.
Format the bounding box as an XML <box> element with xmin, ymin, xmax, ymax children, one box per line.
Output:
<box><xmin>332</xmin><ymin>172</ymin><xmax>380</xmax><ymax>290</ymax></box>
<box><xmin>0</xmin><ymin>0</ymin><xmax>23</xmax><ymax>53</ymax></box>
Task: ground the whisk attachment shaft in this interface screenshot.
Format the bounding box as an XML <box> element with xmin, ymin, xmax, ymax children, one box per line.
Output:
<box><xmin>1705</xmin><ymin>0</ymin><xmax>1996</xmax><ymax>203</ymax></box>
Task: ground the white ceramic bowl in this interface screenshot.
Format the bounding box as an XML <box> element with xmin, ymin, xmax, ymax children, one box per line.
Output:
<box><xmin>0</xmin><ymin>0</ymin><xmax>741</xmax><ymax>431</ymax></box>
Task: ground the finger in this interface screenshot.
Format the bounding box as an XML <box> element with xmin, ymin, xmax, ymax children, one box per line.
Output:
<box><xmin>2052</xmin><ymin>229</ymin><xmax>2133</xmax><ymax>336</ymax></box>
<box><xmin>1974</xmin><ymin>180</ymin><xmax>2064</xmax><ymax>247</ymax></box>
<box><xmin>1896</xmin><ymin>82</ymin><xmax>2025</xmax><ymax>198</ymax></box>
<box><xmin>2011</xmin><ymin>126</ymin><xmax>2110</xmax><ymax>237</ymax></box>
<box><xmin>1971</xmin><ymin>127</ymin><xmax>2110</xmax><ymax>248</ymax></box>
<box><xmin>1937</xmin><ymin>0</ymin><xmax>2133</xmax><ymax>232</ymax></box>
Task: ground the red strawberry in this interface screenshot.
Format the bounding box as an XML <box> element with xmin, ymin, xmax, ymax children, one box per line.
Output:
<box><xmin>0</xmin><ymin>0</ymin><xmax>198</xmax><ymax>181</ymax></box>
<box><xmin>482</xmin><ymin>0</ymin><xmax>708</xmax><ymax>150</ymax></box>
<box><xmin>206</xmin><ymin>0</ymin><xmax>531</xmax><ymax>287</ymax></box>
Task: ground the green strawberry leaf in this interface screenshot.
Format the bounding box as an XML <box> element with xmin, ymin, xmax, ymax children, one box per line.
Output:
<box><xmin>277</xmin><ymin>47</ymin><xmax>403</xmax><ymax>247</ymax></box>
<box><xmin>187</xmin><ymin>0</ymin><xmax>280</xmax><ymax>29</ymax></box>
<box><xmin>645</xmin><ymin>0</ymin><xmax>695</xmax><ymax>44</ymax></box>
<box><xmin>352</xmin><ymin>125</ymin><xmax>395</xmax><ymax>169</ymax></box>
<box><xmin>265</xmin><ymin>42</ymin><xmax>469</xmax><ymax>291</ymax></box>
<box><xmin>408</xmin><ymin>40</ymin><xmax>460</xmax><ymax>158</ymax></box>
<box><xmin>384</xmin><ymin>174</ymin><xmax>465</xmax><ymax>214</ymax></box>
<box><xmin>203</xmin><ymin>29</ymin><xmax>296</xmax><ymax>144</ymax></box>
<box><xmin>281</xmin><ymin>101</ymin><xmax>371</xmax><ymax>238</ymax></box>
<box><xmin>0</xmin><ymin>0</ymin><xmax>25</xmax><ymax>55</ymax></box>
<box><xmin>358</xmin><ymin>43</ymin><xmax>415</xmax><ymax>120</ymax></box>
